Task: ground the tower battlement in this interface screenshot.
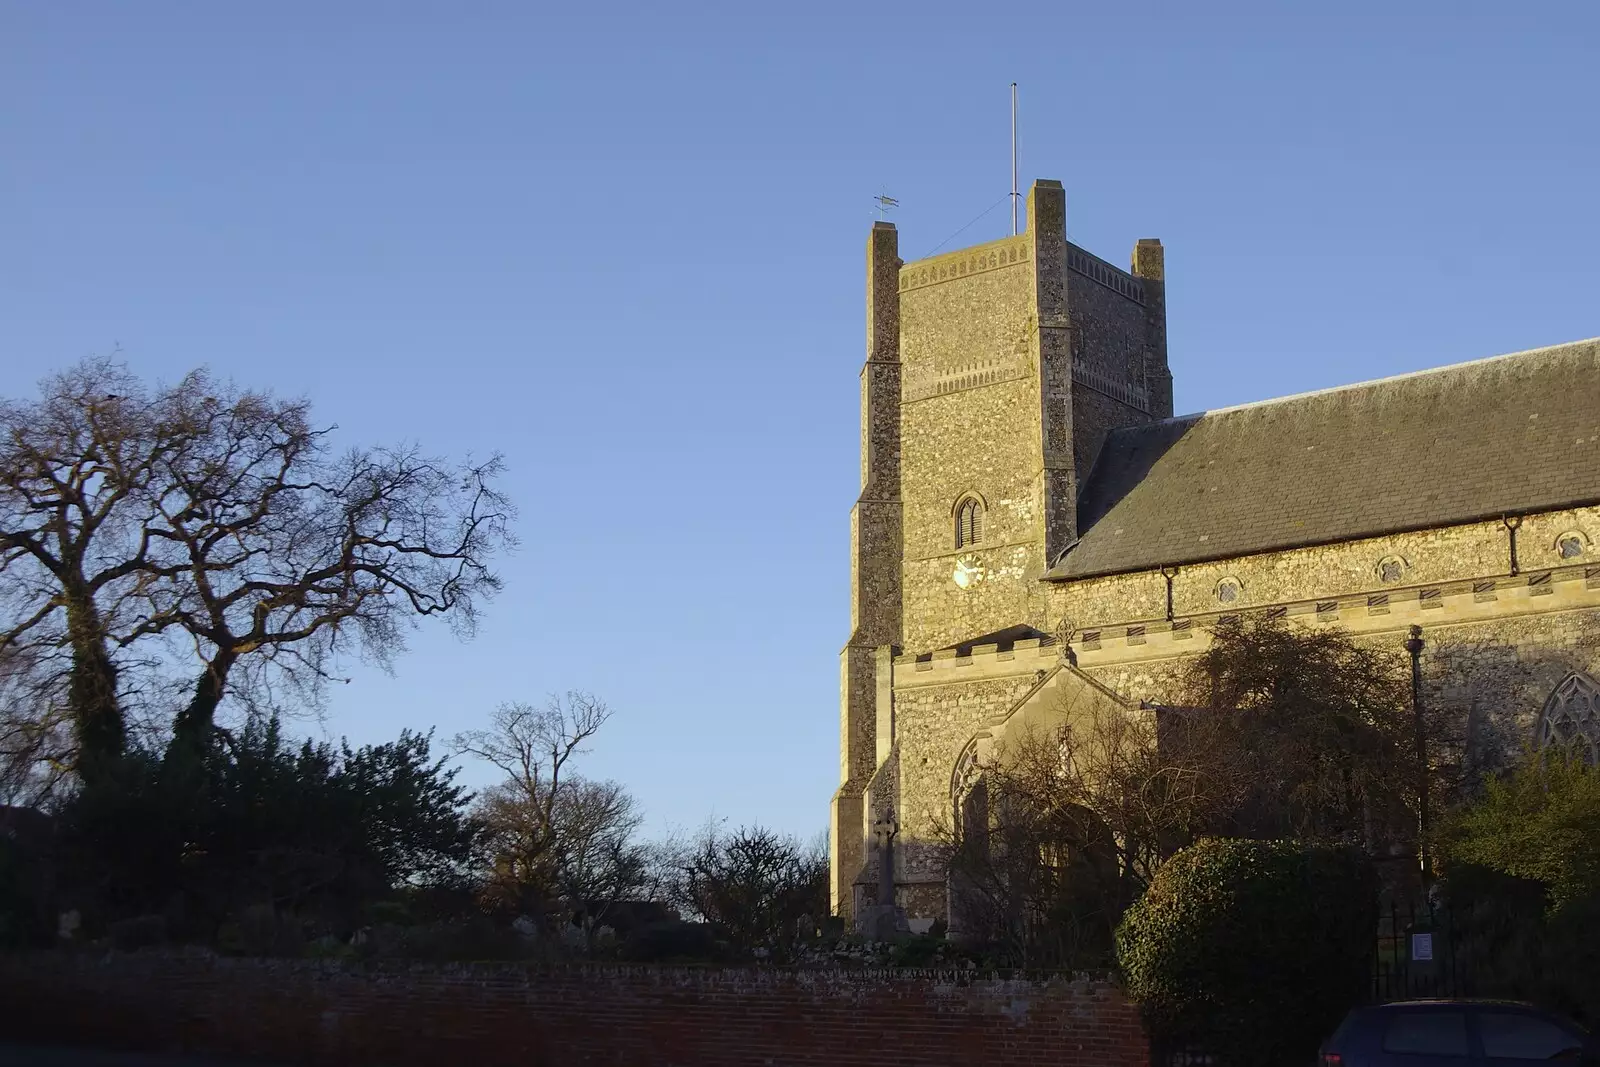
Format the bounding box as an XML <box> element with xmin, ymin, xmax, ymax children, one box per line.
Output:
<box><xmin>893</xmin><ymin>636</ymin><xmax>1058</xmax><ymax>674</ymax></box>
<box><xmin>897</xmin><ymin>234</ymin><xmax>1031</xmax><ymax>292</ymax></box>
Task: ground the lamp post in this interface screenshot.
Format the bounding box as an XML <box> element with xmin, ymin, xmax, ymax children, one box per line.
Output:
<box><xmin>1404</xmin><ymin>625</ymin><xmax>1430</xmax><ymax>884</ymax></box>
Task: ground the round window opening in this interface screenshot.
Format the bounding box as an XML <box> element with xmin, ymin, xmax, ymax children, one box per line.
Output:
<box><xmin>1558</xmin><ymin>533</ymin><xmax>1585</xmax><ymax>560</ymax></box>
<box><xmin>1216</xmin><ymin>578</ymin><xmax>1241</xmax><ymax>604</ymax></box>
<box><xmin>1378</xmin><ymin>556</ymin><xmax>1405</xmax><ymax>584</ymax></box>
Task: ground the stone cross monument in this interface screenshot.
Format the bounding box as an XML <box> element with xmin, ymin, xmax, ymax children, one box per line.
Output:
<box><xmin>872</xmin><ymin>808</ymin><xmax>897</xmax><ymax>907</ymax></box>
<box><xmin>858</xmin><ymin>806</ymin><xmax>910</xmax><ymax>940</ymax></box>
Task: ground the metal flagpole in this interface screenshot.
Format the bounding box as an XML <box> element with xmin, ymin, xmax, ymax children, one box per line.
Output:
<box><xmin>1010</xmin><ymin>82</ymin><xmax>1019</xmax><ymax>236</ymax></box>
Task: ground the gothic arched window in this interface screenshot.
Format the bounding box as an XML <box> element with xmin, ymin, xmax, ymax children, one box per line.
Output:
<box><xmin>951</xmin><ymin>741</ymin><xmax>989</xmax><ymax>847</ymax></box>
<box><xmin>1538</xmin><ymin>672</ymin><xmax>1600</xmax><ymax>763</ymax></box>
<box><xmin>955</xmin><ymin>496</ymin><xmax>985</xmax><ymax>549</ymax></box>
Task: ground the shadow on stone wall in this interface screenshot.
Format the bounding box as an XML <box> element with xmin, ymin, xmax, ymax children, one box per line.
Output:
<box><xmin>1425</xmin><ymin>634</ymin><xmax>1599</xmax><ymax>797</ymax></box>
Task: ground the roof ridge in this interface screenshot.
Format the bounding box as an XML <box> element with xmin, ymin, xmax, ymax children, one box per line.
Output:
<box><xmin>1161</xmin><ymin>337</ymin><xmax>1599</xmax><ymax>423</ymax></box>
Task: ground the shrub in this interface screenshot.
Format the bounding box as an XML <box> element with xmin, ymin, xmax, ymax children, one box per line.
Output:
<box><xmin>1436</xmin><ymin>755</ymin><xmax>1600</xmax><ymax>1025</ymax></box>
<box><xmin>1436</xmin><ymin>864</ymin><xmax>1600</xmax><ymax>1023</ymax></box>
<box><xmin>0</xmin><ymin>829</ymin><xmax>53</xmax><ymax>948</ymax></box>
<box><xmin>216</xmin><ymin>904</ymin><xmax>304</xmax><ymax>958</ymax></box>
<box><xmin>618</xmin><ymin>919</ymin><xmax>723</xmax><ymax>963</ymax></box>
<box><xmin>1116</xmin><ymin>838</ymin><xmax>1377</xmax><ymax>1067</ymax></box>
<box><xmin>56</xmin><ymin>715</ymin><xmax>477</xmax><ymax>943</ymax></box>
<box><xmin>1542</xmin><ymin>895</ymin><xmax>1600</xmax><ymax>1025</ymax></box>
<box><xmin>107</xmin><ymin>913</ymin><xmax>168</xmax><ymax>951</ymax></box>
<box><xmin>1440</xmin><ymin>750</ymin><xmax>1600</xmax><ymax>909</ymax></box>
<box><xmin>346</xmin><ymin>917</ymin><xmax>532</xmax><ymax>962</ymax></box>
<box><xmin>672</xmin><ymin>824</ymin><xmax>827</xmax><ymax>961</ymax></box>
<box><xmin>888</xmin><ymin>932</ymin><xmax>947</xmax><ymax>968</ymax></box>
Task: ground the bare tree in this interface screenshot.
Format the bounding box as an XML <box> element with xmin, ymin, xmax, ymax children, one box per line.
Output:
<box><xmin>0</xmin><ymin>358</ymin><xmax>514</xmax><ymax>782</ymax></box>
<box><xmin>940</xmin><ymin>617</ymin><xmax>1418</xmax><ymax>966</ymax></box>
<box><xmin>127</xmin><ymin>374</ymin><xmax>512</xmax><ymax>762</ymax></box>
<box><xmin>940</xmin><ymin>702</ymin><xmax>1245</xmax><ymax>968</ymax></box>
<box><xmin>454</xmin><ymin>693</ymin><xmax>648</xmax><ymax>946</ymax></box>
<box><xmin>1176</xmin><ymin>615</ymin><xmax>1417</xmax><ymax>849</ymax></box>
<box><xmin>0</xmin><ymin>641</ymin><xmax>72</xmax><ymax>805</ymax></box>
<box><xmin>671</xmin><ymin>822</ymin><xmax>828</xmax><ymax>960</ymax></box>
<box><xmin>1</xmin><ymin>360</ymin><xmax>180</xmax><ymax>778</ymax></box>
<box><xmin>550</xmin><ymin>778</ymin><xmax>648</xmax><ymax>946</ymax></box>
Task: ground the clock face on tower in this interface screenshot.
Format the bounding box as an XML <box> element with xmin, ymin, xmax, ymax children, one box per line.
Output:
<box><xmin>952</xmin><ymin>555</ymin><xmax>984</xmax><ymax>589</ymax></box>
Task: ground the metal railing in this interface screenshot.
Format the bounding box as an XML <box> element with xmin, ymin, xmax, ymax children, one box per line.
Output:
<box><xmin>1371</xmin><ymin>899</ymin><xmax>1465</xmax><ymax>1003</ymax></box>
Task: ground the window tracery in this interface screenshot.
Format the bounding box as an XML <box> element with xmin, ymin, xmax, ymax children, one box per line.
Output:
<box><xmin>1538</xmin><ymin>672</ymin><xmax>1600</xmax><ymax>763</ymax></box>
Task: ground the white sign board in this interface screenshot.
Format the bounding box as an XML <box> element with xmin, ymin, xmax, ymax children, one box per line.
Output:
<box><xmin>1411</xmin><ymin>932</ymin><xmax>1434</xmax><ymax>962</ymax></box>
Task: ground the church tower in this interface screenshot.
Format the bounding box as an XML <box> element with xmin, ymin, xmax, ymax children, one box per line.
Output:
<box><xmin>831</xmin><ymin>180</ymin><xmax>1170</xmax><ymax>919</ymax></box>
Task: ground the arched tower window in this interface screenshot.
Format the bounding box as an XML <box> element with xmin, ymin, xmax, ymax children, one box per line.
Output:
<box><xmin>955</xmin><ymin>496</ymin><xmax>985</xmax><ymax>549</ymax></box>
<box><xmin>1538</xmin><ymin>672</ymin><xmax>1600</xmax><ymax>763</ymax></box>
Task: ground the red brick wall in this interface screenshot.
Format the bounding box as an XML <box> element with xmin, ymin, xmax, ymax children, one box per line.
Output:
<box><xmin>0</xmin><ymin>952</ymin><xmax>1148</xmax><ymax>1067</ymax></box>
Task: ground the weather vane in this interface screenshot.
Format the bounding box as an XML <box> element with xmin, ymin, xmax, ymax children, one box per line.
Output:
<box><xmin>874</xmin><ymin>193</ymin><xmax>898</xmax><ymax>220</ymax></box>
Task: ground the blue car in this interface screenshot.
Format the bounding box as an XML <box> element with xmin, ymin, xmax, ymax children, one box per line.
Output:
<box><xmin>1321</xmin><ymin>1001</ymin><xmax>1596</xmax><ymax>1066</ymax></box>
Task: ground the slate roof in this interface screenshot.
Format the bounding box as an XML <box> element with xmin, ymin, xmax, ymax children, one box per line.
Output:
<box><xmin>1048</xmin><ymin>339</ymin><xmax>1600</xmax><ymax>580</ymax></box>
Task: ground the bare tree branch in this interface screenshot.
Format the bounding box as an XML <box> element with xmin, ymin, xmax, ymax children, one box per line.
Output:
<box><xmin>0</xmin><ymin>357</ymin><xmax>516</xmax><ymax>785</ymax></box>
<box><xmin>937</xmin><ymin>618</ymin><xmax>1419</xmax><ymax>967</ymax></box>
<box><xmin>453</xmin><ymin>694</ymin><xmax>645</xmax><ymax>948</ymax></box>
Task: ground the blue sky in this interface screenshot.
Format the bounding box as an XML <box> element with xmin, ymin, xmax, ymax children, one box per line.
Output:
<box><xmin>3</xmin><ymin>2</ymin><xmax>1597</xmax><ymax>839</ymax></box>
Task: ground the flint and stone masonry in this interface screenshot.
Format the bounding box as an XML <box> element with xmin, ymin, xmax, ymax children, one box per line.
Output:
<box><xmin>831</xmin><ymin>177</ymin><xmax>1600</xmax><ymax>925</ymax></box>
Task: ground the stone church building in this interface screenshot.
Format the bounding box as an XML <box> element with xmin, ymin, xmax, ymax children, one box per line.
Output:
<box><xmin>830</xmin><ymin>178</ymin><xmax>1600</xmax><ymax>925</ymax></box>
